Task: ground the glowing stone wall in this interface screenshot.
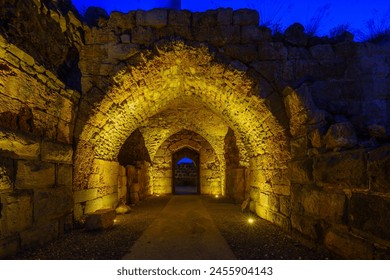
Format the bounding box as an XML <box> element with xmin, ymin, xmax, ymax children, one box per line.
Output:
<box><xmin>1</xmin><ymin>0</ymin><xmax>390</xmax><ymax>259</ymax></box>
<box><xmin>0</xmin><ymin>33</ymin><xmax>79</xmax><ymax>257</ymax></box>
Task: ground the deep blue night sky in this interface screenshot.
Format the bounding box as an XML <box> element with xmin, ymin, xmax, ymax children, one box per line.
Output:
<box><xmin>70</xmin><ymin>0</ymin><xmax>389</xmax><ymax>37</ymax></box>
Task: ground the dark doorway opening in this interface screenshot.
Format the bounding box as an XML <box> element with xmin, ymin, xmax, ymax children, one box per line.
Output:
<box><xmin>172</xmin><ymin>148</ymin><xmax>200</xmax><ymax>194</ymax></box>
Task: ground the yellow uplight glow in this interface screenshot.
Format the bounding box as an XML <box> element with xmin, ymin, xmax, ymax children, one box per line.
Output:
<box><xmin>248</xmin><ymin>218</ymin><xmax>254</xmax><ymax>224</ymax></box>
<box><xmin>215</xmin><ymin>194</ymin><xmax>219</xmax><ymax>198</ymax></box>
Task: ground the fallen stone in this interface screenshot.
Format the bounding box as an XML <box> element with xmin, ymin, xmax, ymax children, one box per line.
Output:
<box><xmin>115</xmin><ymin>204</ymin><xmax>131</xmax><ymax>215</ymax></box>
<box><xmin>85</xmin><ymin>209</ymin><xmax>116</xmax><ymax>231</ymax></box>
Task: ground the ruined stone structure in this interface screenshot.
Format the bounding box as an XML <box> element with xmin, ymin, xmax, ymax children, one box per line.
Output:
<box><xmin>0</xmin><ymin>0</ymin><xmax>389</xmax><ymax>259</ymax></box>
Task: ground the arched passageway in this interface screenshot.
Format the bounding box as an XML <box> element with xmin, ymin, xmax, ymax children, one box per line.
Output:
<box><xmin>73</xmin><ymin>41</ymin><xmax>290</xmax><ymax>231</ymax></box>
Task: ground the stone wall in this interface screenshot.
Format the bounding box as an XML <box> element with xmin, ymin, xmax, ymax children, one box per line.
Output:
<box><xmin>284</xmin><ymin>85</ymin><xmax>390</xmax><ymax>258</ymax></box>
<box><xmin>0</xmin><ymin>34</ymin><xmax>79</xmax><ymax>257</ymax></box>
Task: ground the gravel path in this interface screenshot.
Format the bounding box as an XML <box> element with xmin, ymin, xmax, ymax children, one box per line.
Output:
<box><xmin>11</xmin><ymin>195</ymin><xmax>336</xmax><ymax>260</ymax></box>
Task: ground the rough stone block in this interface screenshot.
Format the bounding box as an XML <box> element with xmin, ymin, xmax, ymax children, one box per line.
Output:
<box><xmin>223</xmin><ymin>44</ymin><xmax>258</xmax><ymax>63</ymax></box>
<box><xmin>350</xmin><ymin>193</ymin><xmax>390</xmax><ymax>241</ymax></box>
<box><xmin>0</xmin><ymin>237</ymin><xmax>19</xmax><ymax>259</ymax></box>
<box><xmin>108</xmin><ymin>11</ymin><xmax>136</xmax><ymax>30</ymax></box>
<box><xmin>280</xmin><ymin>196</ymin><xmax>291</xmax><ymax>216</ymax></box>
<box><xmin>136</xmin><ymin>9</ymin><xmax>167</xmax><ymax>28</ymax></box>
<box><xmin>249</xmin><ymin>170</ymin><xmax>266</xmax><ymax>188</ymax></box>
<box><xmin>291</xmin><ymin>184</ymin><xmax>345</xmax><ymax>223</ymax></box>
<box><xmin>258</xmin><ymin>42</ymin><xmax>288</xmax><ymax>61</ymax></box>
<box><xmin>4</xmin><ymin>191</ymin><xmax>33</xmax><ymax>233</ymax></box>
<box><xmin>107</xmin><ymin>43</ymin><xmax>140</xmax><ymax>61</ymax></box>
<box><xmin>241</xmin><ymin>25</ymin><xmax>270</xmax><ymax>43</ymax></box>
<box><xmin>41</xmin><ymin>141</ymin><xmax>73</xmax><ymax>164</ymax></box>
<box><xmin>192</xmin><ymin>11</ymin><xmax>217</xmax><ymax>27</ymax></box>
<box><xmin>194</xmin><ymin>26</ymin><xmax>240</xmax><ymax>46</ymax></box>
<box><xmin>131</xmin><ymin>26</ymin><xmax>156</xmax><ymax>45</ymax></box>
<box><xmin>0</xmin><ymin>157</ymin><xmax>13</xmax><ymax>190</ymax></box>
<box><xmin>85</xmin><ymin>209</ymin><xmax>116</xmax><ymax>231</ymax></box>
<box><xmin>33</xmin><ymin>187</ymin><xmax>73</xmax><ymax>223</ymax></box>
<box><xmin>217</xmin><ymin>8</ymin><xmax>233</xmax><ymax>25</ymax></box>
<box><xmin>118</xmin><ymin>165</ymin><xmax>126</xmax><ymax>176</ymax></box>
<box><xmin>313</xmin><ymin>150</ymin><xmax>368</xmax><ymax>189</ymax></box>
<box><xmin>91</xmin><ymin>159</ymin><xmax>119</xmax><ymax>188</ymax></box>
<box><xmin>0</xmin><ymin>131</ymin><xmax>40</xmax><ymax>159</ymax></box>
<box><xmin>73</xmin><ymin>203</ymin><xmax>84</xmax><ymax>221</ymax></box>
<box><xmin>74</xmin><ymin>189</ymin><xmax>98</xmax><ymax>204</ymax></box>
<box><xmin>84</xmin><ymin>197</ymin><xmax>103</xmax><ymax>214</ymax></box>
<box><xmin>233</xmin><ymin>9</ymin><xmax>259</xmax><ymax>26</ymax></box>
<box><xmin>57</xmin><ymin>164</ymin><xmax>72</xmax><ymax>187</ymax></box>
<box><xmin>20</xmin><ymin>220</ymin><xmax>59</xmax><ymax>249</ymax></box>
<box><xmin>288</xmin><ymin>159</ymin><xmax>313</xmax><ymax>184</ymax></box>
<box><xmin>291</xmin><ymin>213</ymin><xmax>318</xmax><ymax>240</ymax></box>
<box><xmin>368</xmin><ymin>145</ymin><xmax>390</xmax><ymax>193</ymax></box>
<box><xmin>324</xmin><ymin>122</ymin><xmax>358</xmax><ymax>150</ymax></box>
<box><xmin>267</xmin><ymin>211</ymin><xmax>291</xmax><ymax>232</ymax></box>
<box><xmin>268</xmin><ymin>194</ymin><xmax>280</xmax><ymax>212</ymax></box>
<box><xmin>259</xmin><ymin>192</ymin><xmax>269</xmax><ymax>207</ymax></box>
<box><xmin>290</xmin><ymin>136</ymin><xmax>309</xmax><ymax>158</ymax></box>
<box><xmin>324</xmin><ymin>226</ymin><xmax>374</xmax><ymax>259</ymax></box>
<box><xmin>102</xmin><ymin>193</ymin><xmax>118</xmax><ymax>209</ymax></box>
<box><xmin>15</xmin><ymin>160</ymin><xmax>55</xmax><ymax>189</ymax></box>
<box><xmin>168</xmin><ymin>10</ymin><xmax>191</xmax><ymax>26</ymax></box>
<box><xmin>310</xmin><ymin>44</ymin><xmax>334</xmax><ymax>60</ymax></box>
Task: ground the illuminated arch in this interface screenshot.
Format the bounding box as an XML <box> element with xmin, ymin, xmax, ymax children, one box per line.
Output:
<box><xmin>74</xmin><ymin>41</ymin><xmax>289</xmax><ymax>191</ymax></box>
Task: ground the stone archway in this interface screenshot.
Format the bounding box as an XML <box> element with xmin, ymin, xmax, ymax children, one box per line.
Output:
<box><xmin>172</xmin><ymin>147</ymin><xmax>200</xmax><ymax>195</ymax></box>
<box><xmin>73</xmin><ymin>41</ymin><xmax>290</xmax><ymax>225</ymax></box>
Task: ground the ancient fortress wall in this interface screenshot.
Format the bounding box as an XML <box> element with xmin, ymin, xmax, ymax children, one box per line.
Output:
<box><xmin>0</xmin><ymin>0</ymin><xmax>389</xmax><ymax>258</ymax></box>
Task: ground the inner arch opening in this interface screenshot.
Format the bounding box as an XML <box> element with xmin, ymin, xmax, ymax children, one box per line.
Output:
<box><xmin>173</xmin><ymin>149</ymin><xmax>199</xmax><ymax>195</ymax></box>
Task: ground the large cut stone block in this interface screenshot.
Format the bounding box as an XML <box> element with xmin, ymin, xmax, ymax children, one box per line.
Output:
<box><xmin>15</xmin><ymin>160</ymin><xmax>55</xmax><ymax>189</ymax></box>
<box><xmin>102</xmin><ymin>193</ymin><xmax>118</xmax><ymax>209</ymax></box>
<box><xmin>233</xmin><ymin>9</ymin><xmax>259</xmax><ymax>26</ymax></box>
<box><xmin>57</xmin><ymin>164</ymin><xmax>72</xmax><ymax>187</ymax></box>
<box><xmin>84</xmin><ymin>197</ymin><xmax>103</xmax><ymax>214</ymax></box>
<box><xmin>0</xmin><ymin>131</ymin><xmax>40</xmax><ymax>159</ymax></box>
<box><xmin>291</xmin><ymin>213</ymin><xmax>318</xmax><ymax>240</ymax></box>
<box><xmin>90</xmin><ymin>159</ymin><xmax>119</xmax><ymax>188</ymax></box>
<box><xmin>288</xmin><ymin>159</ymin><xmax>313</xmax><ymax>184</ymax></box>
<box><xmin>85</xmin><ymin>209</ymin><xmax>116</xmax><ymax>231</ymax></box>
<box><xmin>3</xmin><ymin>191</ymin><xmax>33</xmax><ymax>233</ymax></box>
<box><xmin>324</xmin><ymin>226</ymin><xmax>374</xmax><ymax>259</ymax></box>
<box><xmin>73</xmin><ymin>189</ymin><xmax>98</xmax><ymax>203</ymax></box>
<box><xmin>314</xmin><ymin>150</ymin><xmax>368</xmax><ymax>189</ymax></box>
<box><xmin>291</xmin><ymin>184</ymin><xmax>345</xmax><ymax>223</ymax></box>
<box><xmin>349</xmin><ymin>193</ymin><xmax>390</xmax><ymax>241</ymax></box>
<box><xmin>368</xmin><ymin>145</ymin><xmax>390</xmax><ymax>193</ymax></box>
<box><xmin>136</xmin><ymin>9</ymin><xmax>167</xmax><ymax>28</ymax></box>
<box><xmin>20</xmin><ymin>220</ymin><xmax>59</xmax><ymax>249</ymax></box>
<box><xmin>33</xmin><ymin>187</ymin><xmax>73</xmax><ymax>223</ymax></box>
<box><xmin>41</xmin><ymin>141</ymin><xmax>73</xmax><ymax>164</ymax></box>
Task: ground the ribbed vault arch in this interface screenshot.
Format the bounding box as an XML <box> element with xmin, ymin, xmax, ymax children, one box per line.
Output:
<box><xmin>74</xmin><ymin>41</ymin><xmax>289</xmax><ymax>191</ymax></box>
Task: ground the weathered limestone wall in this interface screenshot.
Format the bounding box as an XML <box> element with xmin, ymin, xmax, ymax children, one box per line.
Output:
<box><xmin>0</xmin><ymin>0</ymin><xmax>85</xmax><ymax>90</ymax></box>
<box><xmin>151</xmin><ymin>130</ymin><xmax>224</xmax><ymax>195</ymax></box>
<box><xmin>0</xmin><ymin>35</ymin><xmax>79</xmax><ymax>257</ymax></box>
<box><xmin>1</xmin><ymin>2</ymin><xmax>389</xmax><ymax>259</ymax></box>
<box><xmin>284</xmin><ymin>85</ymin><xmax>390</xmax><ymax>258</ymax></box>
<box><xmin>73</xmin><ymin>159</ymin><xmax>119</xmax><ymax>221</ymax></box>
